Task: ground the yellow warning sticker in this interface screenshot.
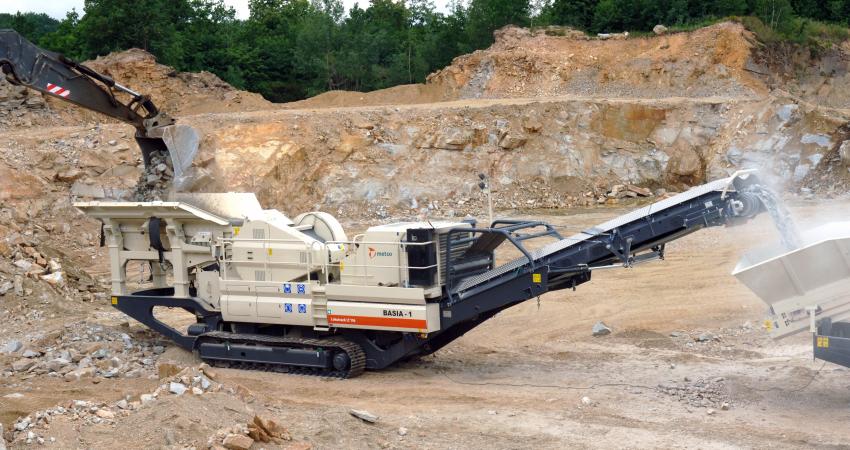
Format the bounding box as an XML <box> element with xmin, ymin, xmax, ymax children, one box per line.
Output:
<box><xmin>233</xmin><ymin>227</ymin><xmax>240</xmax><ymax>236</ymax></box>
<box><xmin>268</xmin><ymin>248</ymin><xmax>273</xmax><ymax>256</ymax></box>
<box><xmin>111</xmin><ymin>297</ymin><xmax>118</xmax><ymax>305</ymax></box>
<box><xmin>817</xmin><ymin>336</ymin><xmax>830</xmax><ymax>348</ymax></box>
<box><xmin>532</xmin><ymin>273</ymin><xmax>542</xmax><ymax>283</ymax></box>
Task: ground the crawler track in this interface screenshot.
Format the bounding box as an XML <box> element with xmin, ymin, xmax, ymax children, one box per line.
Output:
<box><xmin>195</xmin><ymin>331</ymin><xmax>366</xmax><ymax>378</ymax></box>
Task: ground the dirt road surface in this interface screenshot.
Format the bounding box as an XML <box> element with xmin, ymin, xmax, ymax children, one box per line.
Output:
<box><xmin>2</xmin><ymin>200</ymin><xmax>849</xmax><ymax>449</ymax></box>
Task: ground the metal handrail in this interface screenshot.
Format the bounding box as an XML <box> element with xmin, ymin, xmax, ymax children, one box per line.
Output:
<box><xmin>226</xmin><ymin>259</ymin><xmax>318</xmax><ymax>267</ymax></box>
<box><xmin>326</xmin><ymin>262</ymin><xmax>439</xmax><ymax>270</ymax></box>
<box><xmin>443</xmin><ymin>221</ymin><xmax>563</xmax><ymax>302</ymax></box>
<box><xmin>221</xmin><ymin>236</ymin><xmax>436</xmax><ymax>247</ymax></box>
<box><xmin>325</xmin><ymin>239</ymin><xmax>435</xmax><ymax>247</ymax></box>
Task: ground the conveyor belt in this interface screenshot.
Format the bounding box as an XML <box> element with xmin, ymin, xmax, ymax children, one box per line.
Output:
<box><xmin>454</xmin><ymin>176</ymin><xmax>737</xmax><ymax>293</ymax></box>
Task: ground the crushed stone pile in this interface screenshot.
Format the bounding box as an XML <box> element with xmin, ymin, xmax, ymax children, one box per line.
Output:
<box><xmin>0</xmin><ymin>224</ymin><xmax>100</xmax><ymax>301</ymax></box>
<box><xmin>77</xmin><ymin>49</ymin><xmax>273</xmax><ymax>120</ymax></box>
<box><xmin>657</xmin><ymin>376</ymin><xmax>731</xmax><ymax>409</ymax></box>
<box><xmin>4</xmin><ymin>359</ymin><xmax>309</xmax><ymax>449</ymax></box>
<box><xmin>2</xmin><ymin>321</ymin><xmax>167</xmax><ymax>382</ymax></box>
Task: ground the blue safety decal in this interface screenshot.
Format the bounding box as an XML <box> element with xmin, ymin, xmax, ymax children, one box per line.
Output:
<box><xmin>284</xmin><ymin>303</ymin><xmax>293</xmax><ymax>313</ymax></box>
<box><xmin>283</xmin><ymin>283</ymin><xmax>292</xmax><ymax>294</ymax></box>
<box><xmin>298</xmin><ymin>303</ymin><xmax>307</xmax><ymax>314</ymax></box>
<box><xmin>297</xmin><ymin>283</ymin><xmax>306</xmax><ymax>294</ymax></box>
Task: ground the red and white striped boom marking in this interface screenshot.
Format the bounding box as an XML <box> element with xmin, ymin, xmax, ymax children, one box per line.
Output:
<box><xmin>46</xmin><ymin>83</ymin><xmax>71</xmax><ymax>98</ymax></box>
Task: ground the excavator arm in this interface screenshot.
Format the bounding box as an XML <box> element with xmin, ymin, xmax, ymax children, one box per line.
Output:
<box><xmin>0</xmin><ymin>29</ymin><xmax>175</xmax><ymax>166</ymax></box>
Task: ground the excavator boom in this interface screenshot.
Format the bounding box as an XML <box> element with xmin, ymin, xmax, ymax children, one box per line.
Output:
<box><xmin>0</xmin><ymin>29</ymin><xmax>176</xmax><ymax>167</ymax></box>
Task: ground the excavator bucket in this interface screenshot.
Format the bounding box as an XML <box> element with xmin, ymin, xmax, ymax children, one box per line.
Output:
<box><xmin>134</xmin><ymin>124</ymin><xmax>203</xmax><ymax>201</ymax></box>
<box><xmin>160</xmin><ymin>124</ymin><xmax>201</xmax><ymax>190</ymax></box>
<box><xmin>0</xmin><ymin>29</ymin><xmax>202</xmax><ymax>194</ymax></box>
<box><xmin>733</xmin><ymin>222</ymin><xmax>850</xmax><ymax>339</ymax></box>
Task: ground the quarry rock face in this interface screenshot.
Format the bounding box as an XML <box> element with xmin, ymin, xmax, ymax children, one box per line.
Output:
<box><xmin>1</xmin><ymin>21</ymin><xmax>849</xmax><ymax>225</ymax></box>
<box><xmin>164</xmin><ymin>22</ymin><xmax>848</xmax><ymax>218</ymax></box>
<box><xmin>183</xmin><ymin>95</ymin><xmax>846</xmax><ymax>219</ymax></box>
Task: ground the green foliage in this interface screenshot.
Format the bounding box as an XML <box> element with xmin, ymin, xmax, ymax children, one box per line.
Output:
<box><xmin>4</xmin><ymin>0</ymin><xmax>850</xmax><ymax>102</ymax></box>
<box><xmin>731</xmin><ymin>14</ymin><xmax>849</xmax><ymax>48</ymax></box>
<box><xmin>0</xmin><ymin>12</ymin><xmax>59</xmax><ymax>41</ymax></box>
<box><xmin>38</xmin><ymin>10</ymin><xmax>82</xmax><ymax>59</ymax></box>
<box><xmin>466</xmin><ymin>0</ymin><xmax>530</xmax><ymax>48</ymax></box>
<box><xmin>538</xmin><ymin>0</ymin><xmax>597</xmax><ymax>29</ymax></box>
<box><xmin>795</xmin><ymin>17</ymin><xmax>850</xmax><ymax>46</ymax></box>
<box><xmin>733</xmin><ymin>15</ymin><xmax>785</xmax><ymax>42</ymax></box>
<box><xmin>73</xmin><ymin>0</ymin><xmax>186</xmax><ymax>66</ymax></box>
<box><xmin>754</xmin><ymin>0</ymin><xmax>795</xmax><ymax>31</ymax></box>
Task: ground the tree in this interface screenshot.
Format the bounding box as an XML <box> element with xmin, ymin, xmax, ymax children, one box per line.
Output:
<box><xmin>541</xmin><ymin>0</ymin><xmax>599</xmax><ymax>29</ymax></box>
<box><xmin>0</xmin><ymin>12</ymin><xmax>59</xmax><ymax>42</ymax></box>
<box><xmin>592</xmin><ymin>0</ymin><xmax>622</xmax><ymax>32</ymax></box>
<box><xmin>713</xmin><ymin>0</ymin><xmax>750</xmax><ymax>16</ymax></box>
<box><xmin>4</xmin><ymin>0</ymin><xmax>848</xmax><ymax>103</ymax></box>
<box><xmin>665</xmin><ymin>0</ymin><xmax>690</xmax><ymax>25</ymax></box>
<box><xmin>67</xmin><ymin>0</ymin><xmax>194</xmax><ymax>67</ymax></box>
<box><xmin>465</xmin><ymin>0</ymin><xmax>531</xmax><ymax>49</ymax></box>
<box><xmin>239</xmin><ymin>0</ymin><xmax>316</xmax><ymax>101</ymax></box>
<box><xmin>826</xmin><ymin>0</ymin><xmax>850</xmax><ymax>23</ymax></box>
<box><xmin>755</xmin><ymin>0</ymin><xmax>795</xmax><ymax>30</ymax></box>
<box><xmin>38</xmin><ymin>10</ymin><xmax>81</xmax><ymax>59</ymax></box>
<box><xmin>176</xmin><ymin>0</ymin><xmax>240</xmax><ymax>76</ymax></box>
<box><xmin>293</xmin><ymin>0</ymin><xmax>345</xmax><ymax>95</ymax></box>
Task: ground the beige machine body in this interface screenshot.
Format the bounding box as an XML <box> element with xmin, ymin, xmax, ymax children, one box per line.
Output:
<box><xmin>340</xmin><ymin>221</ymin><xmax>470</xmax><ymax>298</ymax></box>
<box><xmin>75</xmin><ymin>194</ymin><xmax>467</xmax><ymax>334</ymax></box>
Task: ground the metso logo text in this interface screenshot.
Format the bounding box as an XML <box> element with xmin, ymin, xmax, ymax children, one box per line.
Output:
<box><xmin>367</xmin><ymin>247</ymin><xmax>393</xmax><ymax>258</ymax></box>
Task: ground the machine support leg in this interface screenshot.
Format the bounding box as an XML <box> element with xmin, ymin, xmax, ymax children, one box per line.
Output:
<box><xmin>105</xmin><ymin>219</ymin><xmax>127</xmax><ymax>295</ymax></box>
<box><xmin>165</xmin><ymin>219</ymin><xmax>190</xmax><ymax>297</ymax></box>
<box><xmin>151</xmin><ymin>262</ymin><xmax>167</xmax><ymax>288</ymax></box>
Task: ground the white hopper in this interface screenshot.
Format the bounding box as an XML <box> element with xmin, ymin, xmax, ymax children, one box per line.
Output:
<box><xmin>733</xmin><ymin>222</ymin><xmax>850</xmax><ymax>339</ymax></box>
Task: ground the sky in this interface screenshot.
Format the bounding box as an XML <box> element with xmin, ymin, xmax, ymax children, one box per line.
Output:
<box><xmin>0</xmin><ymin>0</ymin><xmax>451</xmax><ymax>20</ymax></box>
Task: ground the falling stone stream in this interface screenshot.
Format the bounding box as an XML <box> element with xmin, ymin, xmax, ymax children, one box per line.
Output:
<box><xmin>748</xmin><ymin>186</ymin><xmax>801</xmax><ymax>250</ymax></box>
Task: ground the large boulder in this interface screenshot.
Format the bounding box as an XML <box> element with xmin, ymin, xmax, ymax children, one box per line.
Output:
<box><xmin>667</xmin><ymin>148</ymin><xmax>702</xmax><ymax>177</ymax></box>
